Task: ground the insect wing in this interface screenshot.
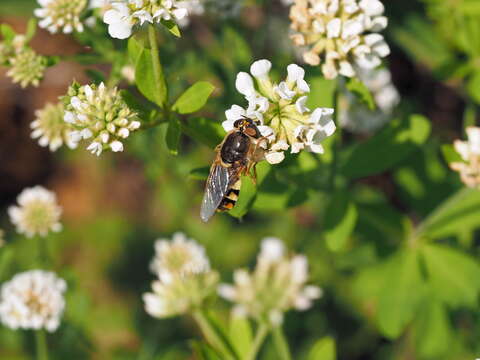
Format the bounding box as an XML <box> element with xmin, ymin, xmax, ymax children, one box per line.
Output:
<box><xmin>200</xmin><ymin>163</ymin><xmax>230</xmax><ymax>222</ymax></box>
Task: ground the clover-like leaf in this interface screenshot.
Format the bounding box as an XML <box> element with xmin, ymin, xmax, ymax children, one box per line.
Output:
<box><xmin>173</xmin><ymin>81</ymin><xmax>215</xmax><ymax>114</ymax></box>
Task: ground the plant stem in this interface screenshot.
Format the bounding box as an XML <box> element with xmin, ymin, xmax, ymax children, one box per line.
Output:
<box><xmin>148</xmin><ymin>24</ymin><xmax>167</xmax><ymax>108</ymax></box>
<box><xmin>272</xmin><ymin>327</ymin><xmax>292</xmax><ymax>360</ymax></box>
<box><xmin>246</xmin><ymin>323</ymin><xmax>269</xmax><ymax>360</ymax></box>
<box><xmin>192</xmin><ymin>310</ymin><xmax>237</xmax><ymax>360</ymax></box>
<box><xmin>35</xmin><ymin>330</ymin><xmax>49</xmax><ymax>360</ymax></box>
<box><xmin>328</xmin><ymin>84</ymin><xmax>341</xmax><ymax>191</ymax></box>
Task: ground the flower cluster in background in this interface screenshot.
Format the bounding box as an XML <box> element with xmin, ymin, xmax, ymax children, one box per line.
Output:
<box><xmin>63</xmin><ymin>82</ymin><xmax>141</xmax><ymax>156</ymax></box>
<box><xmin>0</xmin><ymin>270</ymin><xmax>66</xmax><ymax>332</ymax></box>
<box><xmin>8</xmin><ymin>186</ymin><xmax>62</xmax><ymax>238</ymax></box>
<box><xmin>339</xmin><ymin>67</ymin><xmax>399</xmax><ymax>133</ymax></box>
<box><xmin>143</xmin><ymin>232</ymin><xmax>219</xmax><ymax>318</ymax></box>
<box><xmin>0</xmin><ymin>32</ymin><xmax>47</xmax><ymax>88</ymax></box>
<box><xmin>289</xmin><ymin>0</ymin><xmax>390</xmax><ymax>79</ymax></box>
<box><xmin>103</xmin><ymin>0</ymin><xmax>190</xmax><ymax>39</ymax></box>
<box><xmin>451</xmin><ymin>127</ymin><xmax>480</xmax><ymax>188</ymax></box>
<box><xmin>35</xmin><ymin>0</ymin><xmax>88</xmax><ymax>34</ymax></box>
<box><xmin>218</xmin><ymin>237</ymin><xmax>322</xmax><ymax>326</ymax></box>
<box><xmin>224</xmin><ymin>59</ymin><xmax>335</xmax><ymax>164</ymax></box>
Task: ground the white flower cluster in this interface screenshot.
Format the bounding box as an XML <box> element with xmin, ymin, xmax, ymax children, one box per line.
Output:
<box><xmin>31</xmin><ymin>102</ymin><xmax>78</xmax><ymax>152</ymax></box>
<box><xmin>290</xmin><ymin>0</ymin><xmax>390</xmax><ymax>79</ymax></box>
<box><xmin>176</xmin><ymin>0</ymin><xmax>205</xmax><ymax>27</ymax></box>
<box><xmin>35</xmin><ymin>0</ymin><xmax>88</xmax><ymax>34</ymax></box>
<box><xmin>450</xmin><ymin>127</ymin><xmax>480</xmax><ymax>188</ymax></box>
<box><xmin>143</xmin><ymin>233</ymin><xmax>218</xmax><ymax>318</ymax></box>
<box><xmin>339</xmin><ymin>67</ymin><xmax>399</xmax><ymax>133</ymax></box>
<box><xmin>64</xmin><ymin>82</ymin><xmax>140</xmax><ymax>156</ymax></box>
<box><xmin>8</xmin><ymin>186</ymin><xmax>62</xmax><ymax>238</ymax></box>
<box><xmin>0</xmin><ymin>270</ymin><xmax>67</xmax><ymax>332</ymax></box>
<box><xmin>223</xmin><ymin>59</ymin><xmax>335</xmax><ymax>164</ymax></box>
<box><xmin>218</xmin><ymin>237</ymin><xmax>322</xmax><ymax>326</ymax></box>
<box><xmin>103</xmin><ymin>0</ymin><xmax>190</xmax><ymax>39</ymax></box>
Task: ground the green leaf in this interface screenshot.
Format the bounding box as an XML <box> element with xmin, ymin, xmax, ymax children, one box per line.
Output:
<box><xmin>324</xmin><ymin>192</ymin><xmax>357</xmax><ymax>252</ymax></box>
<box><xmin>161</xmin><ymin>19</ymin><xmax>181</xmax><ymax>37</ymax></box>
<box><xmin>414</xmin><ymin>299</ymin><xmax>451</xmax><ymax>358</ymax></box>
<box><xmin>416</xmin><ymin>188</ymin><xmax>480</xmax><ymax>240</ymax></box>
<box><xmin>377</xmin><ymin>248</ymin><xmax>424</xmax><ymax>339</ymax></box>
<box><xmin>308</xmin><ymin>337</ymin><xmax>336</xmax><ymax>360</ymax></box>
<box><xmin>135</xmin><ymin>47</ymin><xmax>166</xmax><ymax>106</ymax></box>
<box><xmin>229</xmin><ymin>175</ymin><xmax>257</xmax><ymax>219</ymax></box>
<box><xmin>166</xmin><ymin>116</ymin><xmax>181</xmax><ymax>155</ymax></box>
<box><xmin>441</xmin><ymin>144</ymin><xmax>462</xmax><ymax>165</ymax></box>
<box><xmin>172</xmin><ymin>81</ymin><xmax>215</xmax><ymax>114</ymax></box>
<box><xmin>0</xmin><ymin>24</ymin><xmax>15</xmax><ymax>42</ymax></box>
<box><xmin>340</xmin><ymin>114</ymin><xmax>431</xmax><ymax>179</ymax></box>
<box><xmin>345</xmin><ymin>77</ymin><xmax>375</xmax><ymax>110</ymax></box>
<box><xmin>127</xmin><ymin>36</ymin><xmax>143</xmax><ymax>63</ymax></box>
<box><xmin>421</xmin><ymin>244</ymin><xmax>480</xmax><ymax>307</ymax></box>
<box><xmin>189</xmin><ymin>166</ymin><xmax>210</xmax><ymax>180</ymax></box>
<box><xmin>182</xmin><ymin>117</ymin><xmax>225</xmax><ymax>148</ymax></box>
<box><xmin>191</xmin><ymin>341</ymin><xmax>222</xmax><ymax>360</ymax></box>
<box><xmin>24</xmin><ymin>18</ymin><xmax>37</xmax><ymax>42</ymax></box>
<box><xmin>229</xmin><ymin>316</ymin><xmax>252</xmax><ymax>359</ymax></box>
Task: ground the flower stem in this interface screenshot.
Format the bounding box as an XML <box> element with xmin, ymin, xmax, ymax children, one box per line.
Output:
<box><xmin>328</xmin><ymin>84</ymin><xmax>341</xmax><ymax>191</ymax></box>
<box><xmin>246</xmin><ymin>323</ymin><xmax>269</xmax><ymax>360</ymax></box>
<box><xmin>35</xmin><ymin>330</ymin><xmax>49</xmax><ymax>360</ymax></box>
<box><xmin>148</xmin><ymin>24</ymin><xmax>168</xmax><ymax>108</ymax></box>
<box><xmin>192</xmin><ymin>310</ymin><xmax>237</xmax><ymax>360</ymax></box>
<box><xmin>272</xmin><ymin>327</ymin><xmax>292</xmax><ymax>360</ymax></box>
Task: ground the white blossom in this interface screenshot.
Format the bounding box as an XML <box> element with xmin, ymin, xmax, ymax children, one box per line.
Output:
<box><xmin>8</xmin><ymin>186</ymin><xmax>62</xmax><ymax>238</ymax></box>
<box><xmin>223</xmin><ymin>60</ymin><xmax>335</xmax><ymax>164</ymax></box>
<box><xmin>35</xmin><ymin>0</ymin><xmax>88</xmax><ymax>34</ymax></box>
<box><xmin>450</xmin><ymin>127</ymin><xmax>480</xmax><ymax>188</ymax></box>
<box><xmin>6</xmin><ymin>48</ymin><xmax>47</xmax><ymax>88</ymax></box>
<box><xmin>0</xmin><ymin>270</ymin><xmax>66</xmax><ymax>332</ymax></box>
<box><xmin>143</xmin><ymin>233</ymin><xmax>218</xmax><ymax>318</ymax></box>
<box><xmin>290</xmin><ymin>0</ymin><xmax>390</xmax><ymax>79</ymax></box>
<box><xmin>63</xmin><ymin>82</ymin><xmax>140</xmax><ymax>156</ymax></box>
<box><xmin>218</xmin><ymin>237</ymin><xmax>322</xmax><ymax>326</ymax></box>
<box><xmin>103</xmin><ymin>0</ymin><xmax>190</xmax><ymax>39</ymax></box>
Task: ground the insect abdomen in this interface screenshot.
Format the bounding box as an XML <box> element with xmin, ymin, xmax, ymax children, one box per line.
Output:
<box><xmin>217</xmin><ymin>180</ymin><xmax>241</xmax><ymax>212</ymax></box>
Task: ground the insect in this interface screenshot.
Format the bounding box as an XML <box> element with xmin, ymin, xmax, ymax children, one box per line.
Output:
<box><xmin>200</xmin><ymin>117</ymin><xmax>267</xmax><ymax>222</ymax></box>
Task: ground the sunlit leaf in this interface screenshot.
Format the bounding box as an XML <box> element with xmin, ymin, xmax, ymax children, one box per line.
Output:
<box><xmin>324</xmin><ymin>191</ymin><xmax>357</xmax><ymax>252</ymax></box>
<box><xmin>229</xmin><ymin>316</ymin><xmax>252</xmax><ymax>359</ymax></box>
<box><xmin>308</xmin><ymin>336</ymin><xmax>336</xmax><ymax>360</ymax></box>
<box><xmin>161</xmin><ymin>19</ymin><xmax>181</xmax><ymax>37</ymax></box>
<box><xmin>345</xmin><ymin>77</ymin><xmax>375</xmax><ymax>110</ymax></box>
<box><xmin>172</xmin><ymin>81</ymin><xmax>215</xmax><ymax>114</ymax></box>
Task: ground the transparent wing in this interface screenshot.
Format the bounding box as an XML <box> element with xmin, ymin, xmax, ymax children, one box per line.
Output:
<box><xmin>200</xmin><ymin>163</ymin><xmax>231</xmax><ymax>222</ymax></box>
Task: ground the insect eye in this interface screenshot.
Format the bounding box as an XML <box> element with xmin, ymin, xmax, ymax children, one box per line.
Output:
<box><xmin>233</xmin><ymin>120</ymin><xmax>243</xmax><ymax>128</ymax></box>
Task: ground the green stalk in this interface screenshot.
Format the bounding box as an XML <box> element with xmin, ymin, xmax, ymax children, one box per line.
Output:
<box><xmin>192</xmin><ymin>310</ymin><xmax>237</xmax><ymax>360</ymax></box>
<box><xmin>148</xmin><ymin>24</ymin><xmax>168</xmax><ymax>108</ymax></box>
<box><xmin>328</xmin><ymin>84</ymin><xmax>341</xmax><ymax>191</ymax></box>
<box><xmin>35</xmin><ymin>330</ymin><xmax>49</xmax><ymax>360</ymax></box>
<box><xmin>246</xmin><ymin>323</ymin><xmax>269</xmax><ymax>360</ymax></box>
<box><xmin>272</xmin><ymin>327</ymin><xmax>292</xmax><ymax>360</ymax></box>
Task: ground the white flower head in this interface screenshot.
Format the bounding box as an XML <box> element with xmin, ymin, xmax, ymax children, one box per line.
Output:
<box><xmin>218</xmin><ymin>237</ymin><xmax>322</xmax><ymax>326</ymax></box>
<box><xmin>6</xmin><ymin>48</ymin><xmax>47</xmax><ymax>88</ymax></box>
<box><xmin>290</xmin><ymin>0</ymin><xmax>390</xmax><ymax>79</ymax></box>
<box><xmin>63</xmin><ymin>82</ymin><xmax>140</xmax><ymax>156</ymax></box>
<box><xmin>31</xmin><ymin>103</ymin><xmax>77</xmax><ymax>152</ymax></box>
<box><xmin>451</xmin><ymin>127</ymin><xmax>480</xmax><ymax>188</ymax></box>
<box><xmin>0</xmin><ymin>270</ymin><xmax>67</xmax><ymax>332</ymax></box>
<box><xmin>143</xmin><ymin>232</ymin><xmax>218</xmax><ymax>318</ymax></box>
<box><xmin>150</xmin><ymin>232</ymin><xmax>210</xmax><ymax>283</ymax></box>
<box><xmin>339</xmin><ymin>67</ymin><xmax>399</xmax><ymax>133</ymax></box>
<box><xmin>103</xmin><ymin>0</ymin><xmax>191</xmax><ymax>39</ymax></box>
<box><xmin>35</xmin><ymin>0</ymin><xmax>88</xmax><ymax>34</ymax></box>
<box><xmin>8</xmin><ymin>186</ymin><xmax>62</xmax><ymax>238</ymax></box>
<box><xmin>223</xmin><ymin>60</ymin><xmax>335</xmax><ymax>164</ymax></box>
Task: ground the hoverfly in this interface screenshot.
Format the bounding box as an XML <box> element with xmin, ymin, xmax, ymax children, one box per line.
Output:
<box><xmin>200</xmin><ymin>117</ymin><xmax>267</xmax><ymax>222</ymax></box>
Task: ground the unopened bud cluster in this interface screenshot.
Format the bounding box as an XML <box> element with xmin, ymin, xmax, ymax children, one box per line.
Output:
<box><xmin>63</xmin><ymin>82</ymin><xmax>140</xmax><ymax>156</ymax></box>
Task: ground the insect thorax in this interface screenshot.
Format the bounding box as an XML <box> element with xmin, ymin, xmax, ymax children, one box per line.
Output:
<box><xmin>220</xmin><ymin>132</ymin><xmax>251</xmax><ymax>164</ymax></box>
